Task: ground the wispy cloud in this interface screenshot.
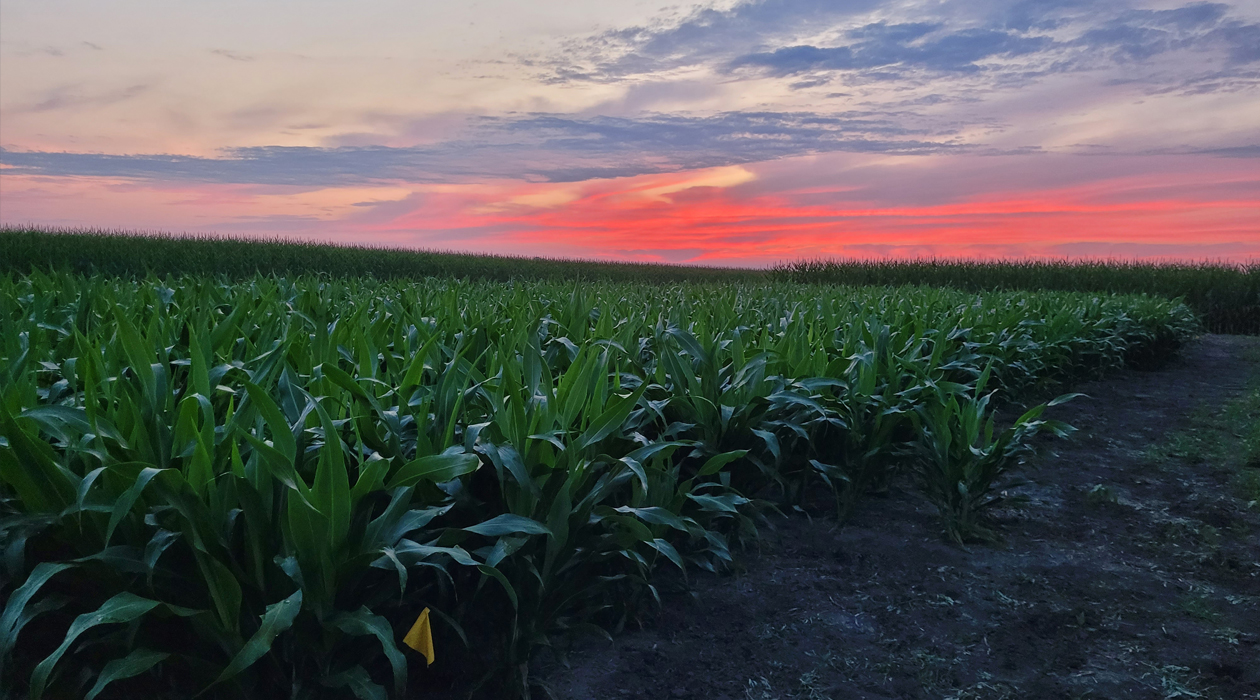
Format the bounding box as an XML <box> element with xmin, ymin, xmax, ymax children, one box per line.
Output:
<box><xmin>537</xmin><ymin>0</ymin><xmax>1260</xmax><ymax>97</ymax></box>
<box><xmin>533</xmin><ymin>0</ymin><xmax>881</xmax><ymax>83</ymax></box>
<box><xmin>210</xmin><ymin>48</ymin><xmax>255</xmax><ymax>62</ymax></box>
<box><xmin>728</xmin><ymin>23</ymin><xmax>1052</xmax><ymax>76</ymax></box>
<box><xmin>0</xmin><ymin>110</ymin><xmax>964</xmax><ymax>185</ymax></box>
<box><xmin>14</xmin><ymin>84</ymin><xmax>151</xmax><ymax>114</ymax></box>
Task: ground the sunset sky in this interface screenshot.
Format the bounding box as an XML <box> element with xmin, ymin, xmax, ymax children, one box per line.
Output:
<box><xmin>1</xmin><ymin>0</ymin><xmax>1257</xmax><ymax>264</ymax></box>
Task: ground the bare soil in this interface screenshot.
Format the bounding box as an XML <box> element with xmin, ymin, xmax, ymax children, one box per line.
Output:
<box><xmin>538</xmin><ymin>335</ymin><xmax>1260</xmax><ymax>700</ymax></box>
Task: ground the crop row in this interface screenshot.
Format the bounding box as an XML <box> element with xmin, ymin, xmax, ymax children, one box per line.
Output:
<box><xmin>775</xmin><ymin>258</ymin><xmax>1259</xmax><ymax>335</ymax></box>
<box><xmin>0</xmin><ymin>272</ymin><xmax>1197</xmax><ymax>698</ymax></box>
<box><xmin>0</xmin><ymin>227</ymin><xmax>758</xmax><ymax>286</ymax></box>
<box><xmin>3</xmin><ymin>228</ymin><xmax>1255</xmax><ymax>334</ymax></box>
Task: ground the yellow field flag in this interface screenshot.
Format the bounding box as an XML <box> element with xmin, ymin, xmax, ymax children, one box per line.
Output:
<box><xmin>404</xmin><ymin>607</ymin><xmax>435</xmax><ymax>665</ymax></box>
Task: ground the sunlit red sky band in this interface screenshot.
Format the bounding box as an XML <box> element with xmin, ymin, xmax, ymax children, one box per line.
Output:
<box><xmin>1</xmin><ymin>0</ymin><xmax>1257</xmax><ymax>264</ymax></box>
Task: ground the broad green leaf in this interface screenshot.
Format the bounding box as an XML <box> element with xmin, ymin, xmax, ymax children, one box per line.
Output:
<box><xmin>31</xmin><ymin>593</ymin><xmax>162</xmax><ymax>700</ymax></box>
<box><xmin>613</xmin><ymin>506</ymin><xmax>690</xmax><ymax>533</ymax></box>
<box><xmin>398</xmin><ymin>331</ymin><xmax>442</xmax><ymax>396</ymax></box>
<box><xmin>0</xmin><ymin>406</ymin><xmax>76</xmax><ymax>512</ymax></box>
<box><xmin>188</xmin><ymin>327</ymin><xmax>212</xmax><ymax>398</ymax></box>
<box><xmin>143</xmin><ymin>529</ymin><xmax>180</xmax><ymax>584</ymax></box>
<box><xmin>476</xmin><ymin>564</ymin><xmax>518</xmax><ymax>610</ymax></box>
<box><xmin>697</xmin><ymin>449</ymin><xmax>749</xmax><ymax>477</ymax></box>
<box><xmin>111</xmin><ymin>307</ymin><xmax>157</xmax><ymax>408</ymax></box>
<box><xmin>464</xmin><ymin>514</ymin><xmax>551</xmax><ymax>538</ymax></box>
<box><xmin>350</xmin><ymin>453</ymin><xmax>391</xmax><ymax>503</ymax></box>
<box><xmin>320</xmin><ymin>363</ymin><xmax>372</xmax><ymax>402</ymax></box>
<box><xmin>0</xmin><ymin>563</ymin><xmax>72</xmax><ymax>670</ymax></box>
<box><xmin>666</xmin><ymin>326</ymin><xmax>708</xmax><ymax>364</ymax></box>
<box><xmin>385</xmin><ymin>452</ymin><xmax>480</xmax><ymax>489</ymax></box>
<box><xmin>84</xmin><ymin>648</ymin><xmax>170</xmax><ymax>700</ymax></box>
<box><xmin>391</xmin><ymin>540</ymin><xmax>478</xmax><ymax>567</ymax></box>
<box><xmin>751</xmin><ymin>429</ymin><xmax>780</xmax><ymax>464</ymax></box>
<box><xmin>105</xmin><ymin>466</ymin><xmax>163</xmax><ymax>544</ymax></box>
<box><xmin>686</xmin><ymin>494</ymin><xmax>740</xmax><ymax>513</ymax></box>
<box><xmin>482</xmin><ymin>442</ymin><xmax>537</xmax><ymax>496</ymax></box>
<box><xmin>576</xmin><ymin>384</ymin><xmax>646</xmax><ymax>451</ymax></box>
<box><xmin>196</xmin><ymin>553</ymin><xmax>243</xmax><ymax>634</ymax></box>
<box><xmin>244</xmin><ymin>382</ymin><xmax>296</xmax><ymax>464</ymax></box>
<box><xmin>323</xmin><ymin>665</ymin><xmax>387</xmax><ymax>700</ymax></box>
<box><xmin>619</xmin><ymin>456</ymin><xmax>648</xmax><ymax>492</ymax></box>
<box><xmin>311</xmin><ymin>400</ymin><xmax>351</xmax><ymax>549</ymax></box>
<box><xmin>1049</xmin><ymin>392</ymin><xmax>1087</xmax><ymax>407</ymax></box>
<box><xmin>544</xmin><ymin>474</ymin><xmax>574</xmax><ymax>576</ymax></box>
<box><xmin>330</xmin><ymin>608</ymin><xmax>407</xmax><ymax>697</ymax></box>
<box><xmin>18</xmin><ymin>405</ymin><xmax>127</xmax><ymax>448</ymax></box>
<box><xmin>648</xmin><ymin>538</ymin><xmax>685</xmax><ymax>571</ymax></box>
<box><xmin>214</xmin><ymin>590</ymin><xmax>303</xmax><ymax>685</ymax></box>
<box><xmin>285</xmin><ymin>488</ymin><xmax>330</xmax><ymax>575</ymax></box>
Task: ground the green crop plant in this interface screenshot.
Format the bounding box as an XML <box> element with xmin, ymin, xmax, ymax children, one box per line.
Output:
<box><xmin>3</xmin><ymin>227</ymin><xmax>1246</xmax><ymax>333</ymax></box>
<box><xmin>912</xmin><ymin>365</ymin><xmax>1081</xmax><ymax>544</ymax></box>
<box><xmin>801</xmin><ymin>319</ymin><xmax>929</xmax><ymax>518</ymax></box>
<box><xmin>0</xmin><ymin>279</ymin><xmax>493</xmax><ymax>698</ymax></box>
<box><xmin>1</xmin><ymin>270</ymin><xmax>1197</xmax><ymax>698</ymax></box>
<box><xmin>777</xmin><ymin>256</ymin><xmax>1258</xmax><ymax>335</ymax></box>
<box><xmin>0</xmin><ymin>226</ymin><xmax>766</xmax><ymax>287</ymax></box>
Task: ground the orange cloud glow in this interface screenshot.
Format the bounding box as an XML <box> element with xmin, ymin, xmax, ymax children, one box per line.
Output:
<box><xmin>348</xmin><ymin>154</ymin><xmax>1260</xmax><ymax>263</ymax></box>
<box><xmin>2</xmin><ymin>153</ymin><xmax>1256</xmax><ymax>264</ymax></box>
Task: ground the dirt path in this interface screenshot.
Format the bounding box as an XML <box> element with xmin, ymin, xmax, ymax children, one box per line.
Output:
<box><xmin>539</xmin><ymin>335</ymin><xmax>1260</xmax><ymax>700</ymax></box>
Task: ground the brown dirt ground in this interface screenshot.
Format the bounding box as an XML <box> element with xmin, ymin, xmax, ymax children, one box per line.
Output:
<box><xmin>536</xmin><ymin>335</ymin><xmax>1260</xmax><ymax>700</ymax></box>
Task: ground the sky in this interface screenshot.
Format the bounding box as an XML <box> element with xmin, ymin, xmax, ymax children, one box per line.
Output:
<box><xmin>1</xmin><ymin>0</ymin><xmax>1258</xmax><ymax>265</ymax></box>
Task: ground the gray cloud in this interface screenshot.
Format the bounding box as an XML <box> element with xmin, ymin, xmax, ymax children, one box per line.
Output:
<box><xmin>788</xmin><ymin>76</ymin><xmax>833</xmax><ymax>90</ymax></box>
<box><xmin>3</xmin><ymin>1</ymin><xmax>1256</xmax><ymax>193</ymax></box>
<box><xmin>539</xmin><ymin>0</ymin><xmax>1260</xmax><ymax>97</ymax></box>
<box><xmin>1193</xmin><ymin>144</ymin><xmax>1260</xmax><ymax>157</ymax></box>
<box><xmin>536</xmin><ymin>0</ymin><xmax>882</xmax><ymax>83</ymax></box>
<box><xmin>728</xmin><ymin>2</ymin><xmax>1260</xmax><ymax>87</ymax></box>
<box><xmin>15</xmin><ymin>84</ymin><xmax>151</xmax><ymax>114</ymax></box>
<box><xmin>210</xmin><ymin>48</ymin><xmax>255</xmax><ymax>62</ymax></box>
<box><xmin>1073</xmin><ymin>3</ymin><xmax>1247</xmax><ymax>62</ymax></box>
<box><xmin>5</xmin><ymin>102</ymin><xmax>1252</xmax><ymax>188</ymax></box>
<box><xmin>729</xmin><ymin>23</ymin><xmax>1052</xmax><ymax>76</ymax></box>
<box><xmin>0</xmin><ymin>110</ymin><xmax>961</xmax><ymax>186</ymax></box>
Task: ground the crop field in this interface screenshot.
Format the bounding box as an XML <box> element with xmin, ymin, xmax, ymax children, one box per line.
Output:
<box><xmin>777</xmin><ymin>258</ymin><xmax>1260</xmax><ymax>336</ymax></box>
<box><xmin>0</xmin><ymin>262</ymin><xmax>1205</xmax><ymax>699</ymax></box>
<box><xmin>4</xmin><ymin>227</ymin><xmax>1257</xmax><ymax>334</ymax></box>
<box><xmin>0</xmin><ymin>228</ymin><xmax>764</xmax><ymax>286</ymax></box>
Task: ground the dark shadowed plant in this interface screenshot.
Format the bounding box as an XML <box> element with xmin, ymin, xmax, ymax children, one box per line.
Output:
<box><xmin>912</xmin><ymin>366</ymin><xmax>1081</xmax><ymax>544</ymax></box>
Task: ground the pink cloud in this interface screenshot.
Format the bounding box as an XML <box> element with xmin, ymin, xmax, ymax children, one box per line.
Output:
<box><xmin>2</xmin><ymin>152</ymin><xmax>1257</xmax><ymax>264</ymax></box>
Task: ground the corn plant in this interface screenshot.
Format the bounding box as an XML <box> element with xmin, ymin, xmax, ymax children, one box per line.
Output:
<box><xmin>0</xmin><ymin>270</ymin><xmax>1197</xmax><ymax>698</ymax></box>
<box><xmin>912</xmin><ymin>366</ymin><xmax>1081</xmax><ymax>544</ymax></box>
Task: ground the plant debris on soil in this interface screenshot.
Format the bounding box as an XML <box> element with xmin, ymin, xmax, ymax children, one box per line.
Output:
<box><xmin>538</xmin><ymin>335</ymin><xmax>1260</xmax><ymax>700</ymax></box>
